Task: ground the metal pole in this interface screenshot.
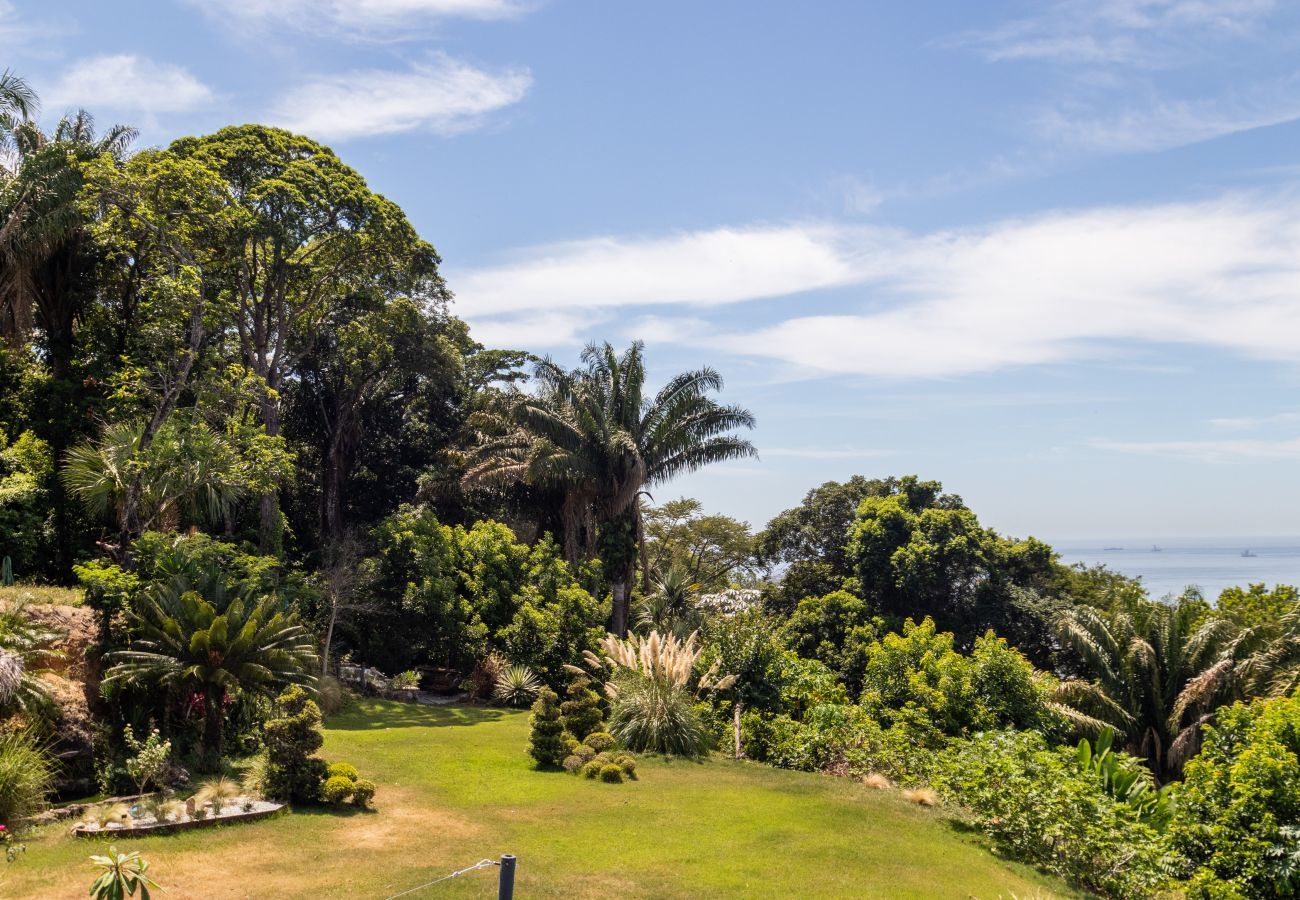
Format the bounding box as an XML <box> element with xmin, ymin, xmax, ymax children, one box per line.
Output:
<box><xmin>498</xmin><ymin>855</ymin><xmax>516</xmax><ymax>900</ymax></box>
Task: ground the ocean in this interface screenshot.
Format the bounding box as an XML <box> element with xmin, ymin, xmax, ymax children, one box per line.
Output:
<box><xmin>1054</xmin><ymin>538</ymin><xmax>1300</xmax><ymax>601</ymax></box>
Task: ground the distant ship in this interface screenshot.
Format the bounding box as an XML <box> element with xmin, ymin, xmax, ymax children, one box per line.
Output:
<box><xmin>1151</xmin><ymin>545</ymin><xmax>1162</xmax><ymax>552</ymax></box>
<box><xmin>1242</xmin><ymin>549</ymin><xmax>1258</xmax><ymax>558</ymax></box>
<box><xmin>1103</xmin><ymin>546</ymin><xmax>1124</xmax><ymax>551</ymax></box>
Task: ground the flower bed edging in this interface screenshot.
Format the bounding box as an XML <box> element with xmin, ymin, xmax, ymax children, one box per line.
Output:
<box><xmin>71</xmin><ymin>802</ymin><xmax>287</xmax><ymax>838</ymax></box>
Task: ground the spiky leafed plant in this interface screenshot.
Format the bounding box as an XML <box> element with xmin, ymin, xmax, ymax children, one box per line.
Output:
<box><xmin>634</xmin><ymin>566</ymin><xmax>702</xmax><ymax>638</ymax></box>
<box><xmin>0</xmin><ymin>596</ymin><xmax>62</xmax><ymax>715</ymax></box>
<box><xmin>582</xmin><ymin>629</ymin><xmax>734</xmax><ymax>756</ymax></box>
<box><xmin>493</xmin><ymin>663</ymin><xmax>541</xmax><ymax>707</ymax></box>
<box><xmin>103</xmin><ymin>568</ymin><xmax>317</xmax><ymax>765</ymax></box>
<box><xmin>1230</xmin><ymin>604</ymin><xmax>1300</xmax><ymax>699</ymax></box>
<box><xmin>463</xmin><ymin>341</ymin><xmax>756</xmax><ymax>635</ymax></box>
<box><xmin>1052</xmin><ymin>600</ymin><xmax>1238</xmax><ymax>781</ymax></box>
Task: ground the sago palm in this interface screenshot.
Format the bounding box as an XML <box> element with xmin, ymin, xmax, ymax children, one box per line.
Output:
<box><xmin>634</xmin><ymin>566</ymin><xmax>702</xmax><ymax>638</ymax></box>
<box><xmin>104</xmin><ymin>569</ymin><xmax>317</xmax><ymax>763</ymax></box>
<box><xmin>465</xmin><ymin>341</ymin><xmax>756</xmax><ymax>634</ymax></box>
<box><xmin>1052</xmin><ymin>601</ymin><xmax>1237</xmax><ymax>781</ymax></box>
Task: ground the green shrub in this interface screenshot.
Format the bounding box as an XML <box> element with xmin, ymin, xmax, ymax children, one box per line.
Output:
<box><xmin>562</xmin><ymin>735</ymin><xmax>580</xmax><ymax>753</ymax></box>
<box><xmin>327</xmin><ymin>762</ymin><xmax>360</xmax><ymax>782</ymax></box>
<box><xmin>0</xmin><ymin>728</ymin><xmax>53</xmax><ymax>829</ymax></box>
<box><xmin>561</xmin><ymin>754</ymin><xmax>584</xmax><ymax>773</ymax></box>
<box><xmin>527</xmin><ymin>687</ymin><xmax>567</xmax><ymax>767</ymax></box>
<box><xmin>88</xmin><ymin>846</ymin><xmax>162</xmax><ymax>900</ymax></box>
<box><xmin>932</xmin><ymin>730</ymin><xmax>1167</xmax><ymax>898</ymax></box>
<box><xmin>580</xmin><ymin>760</ymin><xmax>602</xmax><ymax>779</ymax></box>
<box><xmin>615</xmin><ymin>754</ymin><xmax>637</xmax><ymax>776</ymax></box>
<box><xmin>573</xmin><ymin>744</ymin><xmax>596</xmax><ymax>763</ymax></box>
<box><xmin>263</xmin><ymin>686</ymin><xmax>329</xmax><ymax>803</ymax></box>
<box><xmin>608</xmin><ymin>673</ymin><xmax>711</xmax><ymax>757</ymax></box>
<box><xmin>599</xmin><ymin>764</ymin><xmax>624</xmax><ymax>784</ymax></box>
<box><xmin>584</xmin><ymin>731</ymin><xmax>616</xmax><ymax>752</ymax></box>
<box><xmin>560</xmin><ymin>677</ymin><xmax>604</xmax><ymax>740</ymax></box>
<box><xmin>1169</xmin><ymin>695</ymin><xmax>1300</xmax><ymax>898</ymax></box>
<box><xmin>390</xmin><ymin>670</ymin><xmax>421</xmax><ymax>690</ymax></box>
<box><xmin>591</xmin><ymin>752</ymin><xmax>614</xmax><ymax>768</ymax></box>
<box><xmin>351</xmin><ymin>779</ymin><xmax>376</xmax><ymax>808</ymax></box>
<box><xmin>321</xmin><ymin>775</ymin><xmax>354</xmax><ymax>805</ymax></box>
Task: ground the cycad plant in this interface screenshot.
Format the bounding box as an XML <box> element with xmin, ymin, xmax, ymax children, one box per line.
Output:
<box><xmin>0</xmin><ymin>596</ymin><xmax>61</xmax><ymax>715</ymax></box>
<box><xmin>583</xmin><ymin>630</ymin><xmax>734</xmax><ymax>756</ymax></box>
<box><xmin>1052</xmin><ymin>600</ymin><xmax>1237</xmax><ymax>781</ymax></box>
<box><xmin>634</xmin><ymin>566</ymin><xmax>702</xmax><ymax>638</ymax></box>
<box><xmin>104</xmin><ymin>568</ymin><xmax>317</xmax><ymax>765</ymax></box>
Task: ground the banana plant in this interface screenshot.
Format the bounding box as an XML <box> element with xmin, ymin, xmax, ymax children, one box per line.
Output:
<box><xmin>88</xmin><ymin>846</ymin><xmax>161</xmax><ymax>900</ymax></box>
<box><xmin>1076</xmin><ymin>727</ymin><xmax>1176</xmax><ymax>826</ymax></box>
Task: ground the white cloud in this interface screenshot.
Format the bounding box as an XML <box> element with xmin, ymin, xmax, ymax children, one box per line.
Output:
<box><xmin>272</xmin><ymin>59</ymin><xmax>531</xmax><ymax>141</ymax></box>
<box><xmin>464</xmin><ymin>310</ymin><xmax>604</xmax><ymax>350</ymax></box>
<box><xmin>958</xmin><ymin>0</ymin><xmax>1277</xmax><ymax>66</ymax></box>
<box><xmin>453</xmin><ymin>224</ymin><xmax>879</xmax><ymax>316</ymax></box>
<box><xmin>190</xmin><ymin>0</ymin><xmax>529</xmax><ymax>34</ymax></box>
<box><xmin>459</xmin><ymin>194</ymin><xmax>1300</xmax><ymax>379</ymax></box>
<box><xmin>1091</xmin><ymin>435</ymin><xmax>1300</xmax><ymax>462</ymax></box>
<box><xmin>1210</xmin><ymin>411</ymin><xmax>1300</xmax><ymax>430</ymax></box>
<box><xmin>761</xmin><ymin>448</ymin><xmax>893</xmax><ymax>460</ymax></box>
<box><xmin>44</xmin><ymin>55</ymin><xmax>213</xmax><ymax>116</ymax></box>
<box><xmin>1037</xmin><ymin>80</ymin><xmax>1300</xmax><ymax>152</ymax></box>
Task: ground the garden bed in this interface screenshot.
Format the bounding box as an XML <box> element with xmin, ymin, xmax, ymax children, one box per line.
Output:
<box><xmin>71</xmin><ymin>798</ymin><xmax>285</xmax><ymax>837</ymax></box>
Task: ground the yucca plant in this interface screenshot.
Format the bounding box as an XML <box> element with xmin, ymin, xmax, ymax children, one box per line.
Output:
<box><xmin>88</xmin><ymin>846</ymin><xmax>161</xmax><ymax>900</ymax></box>
<box><xmin>583</xmin><ymin>630</ymin><xmax>734</xmax><ymax>756</ymax></box>
<box><xmin>493</xmin><ymin>664</ymin><xmax>541</xmax><ymax>707</ymax></box>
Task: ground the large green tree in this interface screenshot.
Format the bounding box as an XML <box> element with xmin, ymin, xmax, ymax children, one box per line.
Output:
<box><xmin>465</xmin><ymin>341</ymin><xmax>756</xmax><ymax>635</ymax></box>
<box><xmin>166</xmin><ymin>125</ymin><xmax>445</xmax><ymax>551</ymax></box>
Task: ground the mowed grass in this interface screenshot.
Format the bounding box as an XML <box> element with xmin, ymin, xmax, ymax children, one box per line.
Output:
<box><xmin>5</xmin><ymin>700</ymin><xmax>1077</xmax><ymax>899</ymax></box>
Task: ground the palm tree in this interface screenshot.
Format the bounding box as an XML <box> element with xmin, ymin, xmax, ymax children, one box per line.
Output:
<box><xmin>1052</xmin><ymin>600</ymin><xmax>1238</xmax><ymax>781</ymax></box>
<box><xmin>465</xmin><ymin>341</ymin><xmax>756</xmax><ymax>635</ymax></box>
<box><xmin>103</xmin><ymin>569</ymin><xmax>317</xmax><ymax>765</ymax></box>
<box><xmin>0</xmin><ymin>596</ymin><xmax>62</xmax><ymax>715</ymax></box>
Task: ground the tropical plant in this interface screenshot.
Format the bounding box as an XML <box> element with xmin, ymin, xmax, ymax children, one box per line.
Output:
<box><xmin>389</xmin><ymin>670</ymin><xmax>420</xmax><ymax>690</ymax></box>
<box><xmin>464</xmin><ymin>341</ymin><xmax>756</xmax><ymax>634</ymax></box>
<box><xmin>493</xmin><ymin>664</ymin><xmax>540</xmax><ymax>707</ymax></box>
<box><xmin>0</xmin><ymin>596</ymin><xmax>60</xmax><ymax>714</ymax></box>
<box><xmin>589</xmin><ymin>630</ymin><xmax>735</xmax><ymax>756</ymax></box>
<box><xmin>103</xmin><ymin>567</ymin><xmax>317</xmax><ymax>763</ymax></box>
<box><xmin>634</xmin><ymin>566</ymin><xmax>701</xmax><ymax>638</ymax></box>
<box><xmin>1052</xmin><ymin>599</ymin><xmax>1238</xmax><ymax>781</ymax></box>
<box><xmin>1074</xmin><ymin>728</ymin><xmax>1174</xmax><ymax>825</ymax></box>
<box><xmin>88</xmin><ymin>846</ymin><xmax>161</xmax><ymax>900</ymax></box>
<box><xmin>194</xmin><ymin>776</ymin><xmax>240</xmax><ymax>814</ymax></box>
<box><xmin>0</xmin><ymin>728</ymin><xmax>54</xmax><ymax>828</ymax></box>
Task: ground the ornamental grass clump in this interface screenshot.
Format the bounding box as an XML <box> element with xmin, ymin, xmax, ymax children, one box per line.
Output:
<box><xmin>0</xmin><ymin>728</ymin><xmax>54</xmax><ymax>828</ymax></box>
<box><xmin>581</xmin><ymin>630</ymin><xmax>734</xmax><ymax>757</ymax></box>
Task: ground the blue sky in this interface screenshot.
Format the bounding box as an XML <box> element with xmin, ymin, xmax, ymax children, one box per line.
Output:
<box><xmin>7</xmin><ymin>0</ymin><xmax>1300</xmax><ymax>540</ymax></box>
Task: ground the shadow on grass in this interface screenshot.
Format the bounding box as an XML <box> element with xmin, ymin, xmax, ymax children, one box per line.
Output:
<box><xmin>289</xmin><ymin>804</ymin><xmax>378</xmax><ymax>819</ymax></box>
<box><xmin>325</xmin><ymin>699</ymin><xmax>510</xmax><ymax>731</ymax></box>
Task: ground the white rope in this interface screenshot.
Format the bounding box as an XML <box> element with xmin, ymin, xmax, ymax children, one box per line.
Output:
<box><xmin>383</xmin><ymin>859</ymin><xmax>499</xmax><ymax>899</ymax></box>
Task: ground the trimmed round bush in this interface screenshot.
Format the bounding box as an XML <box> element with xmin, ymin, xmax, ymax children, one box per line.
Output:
<box><xmin>351</xmin><ymin>779</ymin><xmax>376</xmax><ymax>807</ymax></box>
<box><xmin>590</xmin><ymin>752</ymin><xmax>614</xmax><ymax>768</ymax></box>
<box><xmin>599</xmin><ymin>764</ymin><xmax>625</xmax><ymax>784</ymax></box>
<box><xmin>580</xmin><ymin>760</ymin><xmax>603</xmax><ymax>779</ymax></box>
<box><xmin>327</xmin><ymin>762</ymin><xmax>360</xmax><ymax>782</ymax></box>
<box><xmin>562</xmin><ymin>735</ymin><xmax>580</xmax><ymax>754</ymax></box>
<box><xmin>615</xmin><ymin>754</ymin><xmax>637</xmax><ymax>776</ymax></box>
<box><xmin>584</xmin><ymin>732</ymin><xmax>617</xmax><ymax>752</ymax></box>
<box><xmin>321</xmin><ymin>775</ymin><xmax>354</xmax><ymax>804</ymax></box>
<box><xmin>562</xmin><ymin>754</ymin><xmax>584</xmax><ymax>773</ymax></box>
<box><xmin>572</xmin><ymin>744</ymin><xmax>596</xmax><ymax>763</ymax></box>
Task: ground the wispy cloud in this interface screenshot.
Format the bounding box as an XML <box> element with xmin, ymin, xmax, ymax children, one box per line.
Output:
<box><xmin>1091</xmin><ymin>435</ymin><xmax>1300</xmax><ymax>462</ymax></box>
<box><xmin>1210</xmin><ymin>411</ymin><xmax>1300</xmax><ymax>430</ymax></box>
<box><xmin>189</xmin><ymin>0</ymin><xmax>530</xmax><ymax>35</ymax></box>
<box><xmin>43</xmin><ymin>55</ymin><xmax>214</xmax><ymax>116</ymax></box>
<box><xmin>453</xmin><ymin>224</ymin><xmax>879</xmax><ymax>316</ymax></box>
<box><xmin>272</xmin><ymin>58</ymin><xmax>531</xmax><ymax>141</ymax></box>
<box><xmin>459</xmin><ymin>193</ymin><xmax>1300</xmax><ymax>379</ymax></box>
<box><xmin>761</xmin><ymin>447</ymin><xmax>893</xmax><ymax>460</ymax></box>
<box><xmin>957</xmin><ymin>0</ymin><xmax>1277</xmax><ymax>67</ymax></box>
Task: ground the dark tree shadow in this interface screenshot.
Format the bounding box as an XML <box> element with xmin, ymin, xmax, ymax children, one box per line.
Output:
<box><xmin>325</xmin><ymin>699</ymin><xmax>510</xmax><ymax>731</ymax></box>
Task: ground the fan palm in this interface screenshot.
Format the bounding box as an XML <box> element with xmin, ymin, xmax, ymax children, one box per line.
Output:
<box><xmin>0</xmin><ymin>595</ymin><xmax>62</xmax><ymax>715</ymax></box>
<box><xmin>103</xmin><ymin>569</ymin><xmax>316</xmax><ymax>764</ymax></box>
<box><xmin>465</xmin><ymin>341</ymin><xmax>756</xmax><ymax>634</ymax></box>
<box><xmin>1051</xmin><ymin>600</ymin><xmax>1238</xmax><ymax>781</ymax></box>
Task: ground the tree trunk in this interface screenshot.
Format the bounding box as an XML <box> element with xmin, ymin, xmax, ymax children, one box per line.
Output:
<box><xmin>202</xmin><ymin>684</ymin><xmax>225</xmax><ymax>768</ymax></box>
<box><xmin>321</xmin><ymin>601</ymin><xmax>338</xmax><ymax>677</ymax></box>
<box><xmin>258</xmin><ymin>393</ymin><xmax>282</xmax><ymax>554</ymax></box>
<box><xmin>733</xmin><ymin>700</ymin><xmax>743</xmax><ymax>759</ymax></box>
<box><xmin>610</xmin><ymin>580</ymin><xmax>628</xmax><ymax>637</ymax></box>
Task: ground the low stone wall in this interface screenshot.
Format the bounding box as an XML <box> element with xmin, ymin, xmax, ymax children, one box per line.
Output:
<box><xmin>71</xmin><ymin>802</ymin><xmax>286</xmax><ymax>838</ymax></box>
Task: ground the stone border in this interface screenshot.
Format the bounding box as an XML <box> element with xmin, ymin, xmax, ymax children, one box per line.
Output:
<box><xmin>71</xmin><ymin>803</ymin><xmax>287</xmax><ymax>838</ymax></box>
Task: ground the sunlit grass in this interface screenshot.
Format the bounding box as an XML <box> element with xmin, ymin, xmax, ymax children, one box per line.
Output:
<box><xmin>3</xmin><ymin>700</ymin><xmax>1078</xmax><ymax>898</ymax></box>
<box><xmin>0</xmin><ymin>584</ymin><xmax>84</xmax><ymax>607</ymax></box>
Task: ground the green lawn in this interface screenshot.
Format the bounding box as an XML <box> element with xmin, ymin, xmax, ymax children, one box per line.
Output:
<box><xmin>6</xmin><ymin>700</ymin><xmax>1077</xmax><ymax>899</ymax></box>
